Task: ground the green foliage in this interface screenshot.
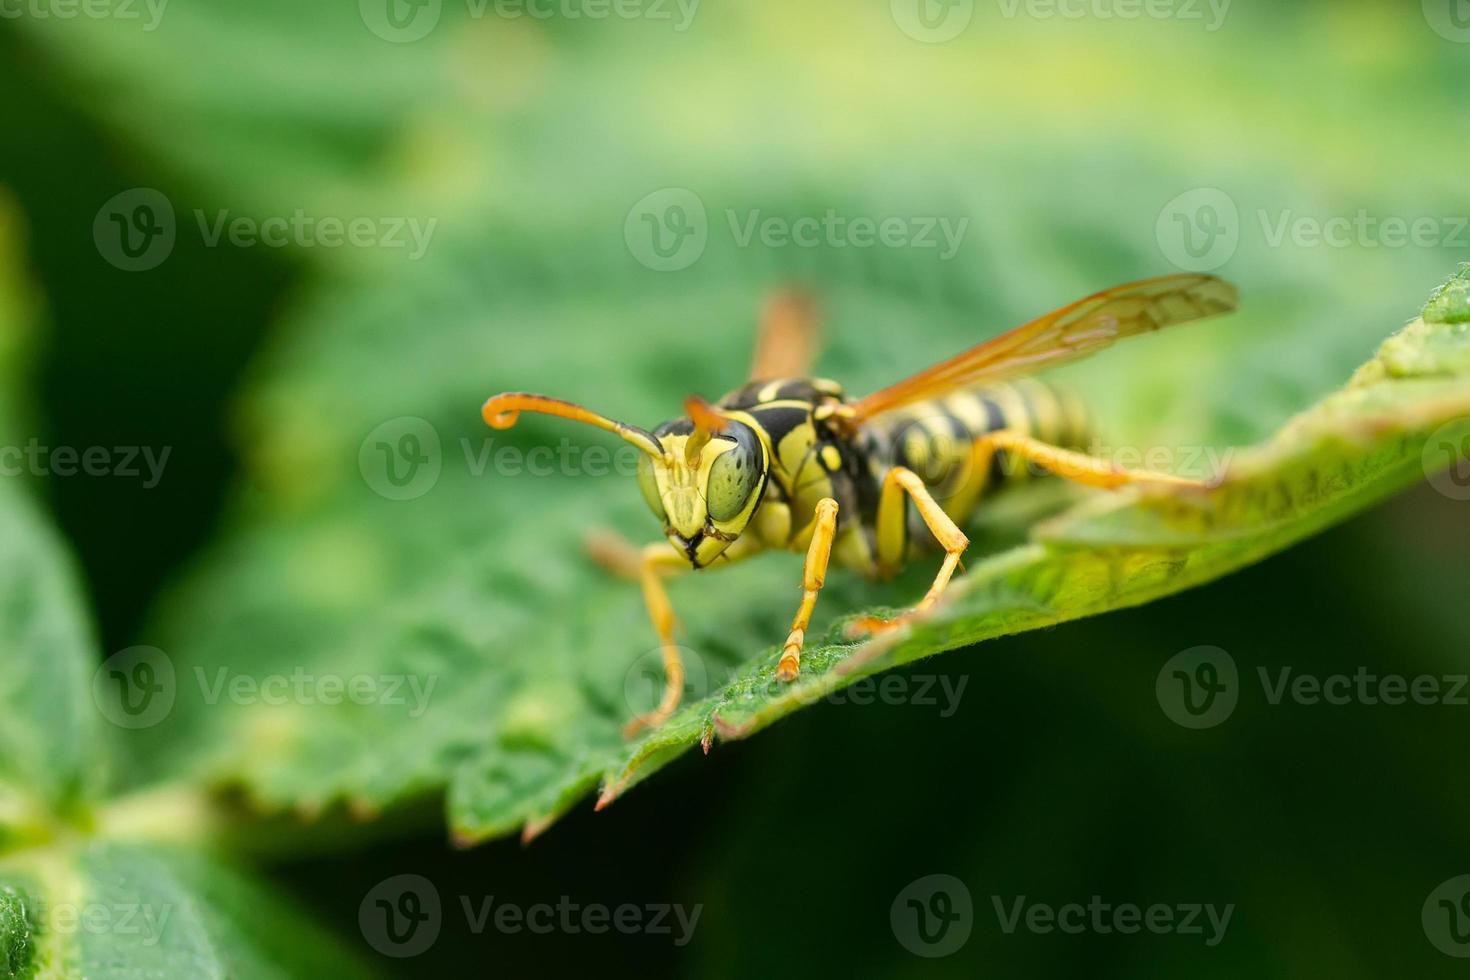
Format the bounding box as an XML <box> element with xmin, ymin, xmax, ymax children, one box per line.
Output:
<box><xmin>1</xmin><ymin>844</ymin><xmax>375</xmax><ymax>978</ymax></box>
<box><xmin>0</xmin><ymin>481</ymin><xmax>102</xmax><ymax>846</ymax></box>
<box><xmin>54</xmin><ymin>2</ymin><xmax>1463</xmax><ymax>843</ymax></box>
<box><xmin>0</xmin><ymin>196</ymin><xmax>376</xmax><ymax>980</ymax></box>
<box><xmin>120</xmin><ymin>253</ymin><xmax>1470</xmax><ymax>843</ymax></box>
<box><xmin>0</xmin><ymin>883</ymin><xmax>33</xmax><ymax>979</ymax></box>
<box><xmin>0</xmin><ymin>199</ymin><xmax>100</xmax><ymax>846</ymax></box>
<box><xmin>5</xmin><ymin>3</ymin><xmax>1470</xmax><ymax>974</ymax></box>
<box><xmin>1423</xmin><ymin>264</ymin><xmax>1470</xmax><ymax>325</ymax></box>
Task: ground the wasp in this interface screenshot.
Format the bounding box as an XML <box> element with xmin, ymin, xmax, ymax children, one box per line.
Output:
<box><xmin>483</xmin><ymin>274</ymin><xmax>1237</xmax><ymax>735</ymax></box>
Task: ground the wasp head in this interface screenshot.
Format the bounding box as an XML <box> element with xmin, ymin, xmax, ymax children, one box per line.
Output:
<box><xmin>481</xmin><ymin>390</ymin><xmax>768</xmax><ymax>569</ymax></box>
<box><xmin>639</xmin><ymin>397</ymin><xmax>768</xmax><ymax>567</ymax></box>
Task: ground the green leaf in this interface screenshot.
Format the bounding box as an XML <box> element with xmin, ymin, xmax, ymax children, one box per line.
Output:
<box><xmin>0</xmin><ymin>194</ymin><xmax>103</xmax><ymax>846</ymax></box>
<box><xmin>0</xmin><ymin>843</ymin><xmax>377</xmax><ymax>978</ymax></box>
<box><xmin>1423</xmin><ymin>263</ymin><xmax>1470</xmax><ymax>326</ymax></box>
<box><xmin>0</xmin><ymin>882</ymin><xmax>34</xmax><ymax>979</ymax></box>
<box><xmin>43</xmin><ymin>0</ymin><xmax>1467</xmax><ymax>846</ymax></box>
<box><xmin>129</xmin><ymin>244</ymin><xmax>1470</xmax><ymax>845</ymax></box>
<box><xmin>689</xmin><ymin>311</ymin><xmax>1470</xmax><ymax>742</ymax></box>
<box><xmin>0</xmin><ymin>187</ymin><xmax>373</xmax><ymax>980</ymax></box>
<box><xmin>0</xmin><ymin>483</ymin><xmax>104</xmax><ymax>847</ymax></box>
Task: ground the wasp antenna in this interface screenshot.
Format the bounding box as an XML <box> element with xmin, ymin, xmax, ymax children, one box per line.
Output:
<box><xmin>682</xmin><ymin>394</ymin><xmax>729</xmax><ymax>464</ymax></box>
<box><xmin>481</xmin><ymin>391</ymin><xmax>664</xmax><ymax>458</ymax></box>
<box><xmin>683</xmin><ymin>395</ymin><xmax>729</xmax><ymax>433</ymax></box>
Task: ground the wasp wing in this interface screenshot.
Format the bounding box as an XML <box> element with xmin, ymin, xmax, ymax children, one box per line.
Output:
<box><xmin>749</xmin><ymin>288</ymin><xmax>822</xmax><ymax>381</ymax></box>
<box><xmin>843</xmin><ymin>273</ymin><xmax>1238</xmax><ymax>424</ymax></box>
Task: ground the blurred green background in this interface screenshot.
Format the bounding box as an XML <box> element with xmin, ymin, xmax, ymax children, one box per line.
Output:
<box><xmin>2</xmin><ymin>0</ymin><xmax>1470</xmax><ymax>975</ymax></box>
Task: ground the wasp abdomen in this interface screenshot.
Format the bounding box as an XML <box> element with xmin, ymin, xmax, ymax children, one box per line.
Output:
<box><xmin>864</xmin><ymin>378</ymin><xmax>1091</xmax><ymax>530</ymax></box>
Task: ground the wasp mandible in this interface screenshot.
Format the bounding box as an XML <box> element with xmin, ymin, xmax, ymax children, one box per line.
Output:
<box><xmin>483</xmin><ymin>274</ymin><xmax>1238</xmax><ymax>735</ymax></box>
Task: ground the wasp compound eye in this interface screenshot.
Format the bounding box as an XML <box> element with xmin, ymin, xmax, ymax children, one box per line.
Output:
<box><xmin>705</xmin><ymin>424</ymin><xmax>761</xmax><ymax>522</ymax></box>
<box><xmin>636</xmin><ymin>453</ymin><xmax>666</xmax><ymax>520</ymax></box>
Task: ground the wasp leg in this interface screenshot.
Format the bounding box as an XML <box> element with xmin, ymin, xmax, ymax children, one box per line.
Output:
<box><xmin>778</xmin><ymin>497</ymin><xmax>839</xmax><ymax>682</ymax></box>
<box><xmin>622</xmin><ymin>542</ymin><xmax>695</xmax><ymax>738</ymax></box>
<box><xmin>848</xmin><ymin>467</ymin><xmax>968</xmax><ymax>637</ymax></box>
<box><xmin>614</xmin><ymin>535</ymin><xmax>766</xmax><ymax>737</ymax></box>
<box><xmin>584</xmin><ymin>527</ymin><xmax>647</xmax><ymax>580</ymax></box>
<box><xmin>971</xmin><ymin>430</ymin><xmax>1215</xmax><ymax>490</ymax></box>
<box><xmin>588</xmin><ymin>530</ymin><xmax>778</xmax><ymax>733</ymax></box>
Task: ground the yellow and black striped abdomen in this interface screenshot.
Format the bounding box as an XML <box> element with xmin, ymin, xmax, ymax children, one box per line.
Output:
<box><xmin>859</xmin><ymin>377</ymin><xmax>1091</xmax><ymax>529</ymax></box>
